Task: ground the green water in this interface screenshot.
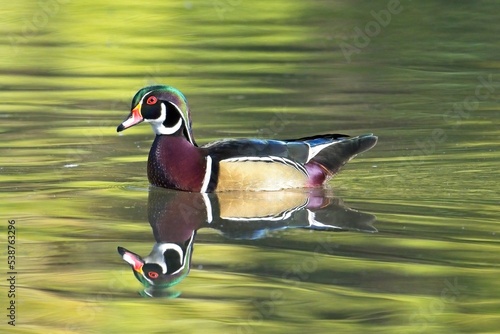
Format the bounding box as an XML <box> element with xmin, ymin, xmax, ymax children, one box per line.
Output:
<box><xmin>1</xmin><ymin>0</ymin><xmax>499</xmax><ymax>333</ymax></box>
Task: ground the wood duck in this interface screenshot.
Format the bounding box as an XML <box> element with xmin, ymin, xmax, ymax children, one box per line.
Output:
<box><xmin>117</xmin><ymin>85</ymin><xmax>377</xmax><ymax>192</ymax></box>
<box><xmin>118</xmin><ymin>188</ymin><xmax>376</xmax><ymax>294</ymax></box>
<box><xmin>117</xmin><ymin>236</ymin><xmax>194</xmax><ymax>293</ymax></box>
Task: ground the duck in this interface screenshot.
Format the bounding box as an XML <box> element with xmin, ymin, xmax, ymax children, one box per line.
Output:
<box><xmin>117</xmin><ymin>85</ymin><xmax>377</xmax><ymax>192</ymax></box>
<box><xmin>117</xmin><ymin>188</ymin><xmax>376</xmax><ymax>293</ymax></box>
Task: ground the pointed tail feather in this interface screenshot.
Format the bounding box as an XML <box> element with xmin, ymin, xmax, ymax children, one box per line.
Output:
<box><xmin>309</xmin><ymin>134</ymin><xmax>377</xmax><ymax>176</ymax></box>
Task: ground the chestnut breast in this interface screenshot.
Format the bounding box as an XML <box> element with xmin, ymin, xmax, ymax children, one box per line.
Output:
<box><xmin>148</xmin><ymin>135</ymin><xmax>206</xmax><ymax>192</ymax></box>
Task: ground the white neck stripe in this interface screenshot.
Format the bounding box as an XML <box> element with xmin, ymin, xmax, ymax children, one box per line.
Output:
<box><xmin>170</xmin><ymin>102</ymin><xmax>194</xmax><ymax>144</ymax></box>
<box><xmin>200</xmin><ymin>155</ymin><xmax>212</xmax><ymax>193</ymax></box>
<box><xmin>201</xmin><ymin>193</ymin><xmax>213</xmax><ymax>223</ymax></box>
<box><xmin>148</xmin><ymin>103</ymin><xmax>183</xmax><ymax>135</ymax></box>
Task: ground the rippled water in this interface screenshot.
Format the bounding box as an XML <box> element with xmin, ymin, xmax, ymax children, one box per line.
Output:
<box><xmin>2</xmin><ymin>1</ymin><xmax>499</xmax><ymax>333</ymax></box>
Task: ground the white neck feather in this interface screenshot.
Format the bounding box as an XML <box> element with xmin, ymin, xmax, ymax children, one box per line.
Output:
<box><xmin>146</xmin><ymin>102</ymin><xmax>183</xmax><ymax>135</ymax></box>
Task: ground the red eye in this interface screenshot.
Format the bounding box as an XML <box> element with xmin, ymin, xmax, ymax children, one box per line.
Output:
<box><xmin>148</xmin><ymin>271</ymin><xmax>159</xmax><ymax>279</ymax></box>
<box><xmin>146</xmin><ymin>96</ymin><xmax>157</xmax><ymax>105</ymax></box>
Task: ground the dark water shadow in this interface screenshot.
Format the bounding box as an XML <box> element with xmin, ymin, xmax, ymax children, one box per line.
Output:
<box><xmin>118</xmin><ymin>187</ymin><xmax>376</xmax><ymax>297</ymax></box>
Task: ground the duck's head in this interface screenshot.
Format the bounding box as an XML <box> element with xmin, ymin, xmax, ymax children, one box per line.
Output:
<box><xmin>117</xmin><ymin>85</ymin><xmax>194</xmax><ymax>144</ymax></box>
<box><xmin>117</xmin><ymin>233</ymin><xmax>195</xmax><ymax>289</ymax></box>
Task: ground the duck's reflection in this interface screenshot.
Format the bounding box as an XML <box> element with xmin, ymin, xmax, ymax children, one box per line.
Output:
<box><xmin>118</xmin><ymin>188</ymin><xmax>376</xmax><ymax>297</ymax></box>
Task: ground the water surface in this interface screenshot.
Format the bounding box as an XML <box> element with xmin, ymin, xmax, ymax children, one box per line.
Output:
<box><xmin>1</xmin><ymin>1</ymin><xmax>499</xmax><ymax>333</ymax></box>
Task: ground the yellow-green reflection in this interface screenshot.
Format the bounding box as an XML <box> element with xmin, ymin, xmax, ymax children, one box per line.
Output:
<box><xmin>1</xmin><ymin>0</ymin><xmax>500</xmax><ymax>333</ymax></box>
<box><xmin>116</xmin><ymin>188</ymin><xmax>375</xmax><ymax>296</ymax></box>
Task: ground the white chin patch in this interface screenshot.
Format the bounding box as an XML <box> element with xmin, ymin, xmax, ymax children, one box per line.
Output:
<box><xmin>146</xmin><ymin>103</ymin><xmax>183</xmax><ymax>135</ymax></box>
<box><xmin>150</xmin><ymin>118</ymin><xmax>183</xmax><ymax>135</ymax></box>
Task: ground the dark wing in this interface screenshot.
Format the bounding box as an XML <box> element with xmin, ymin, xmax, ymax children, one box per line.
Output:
<box><xmin>304</xmin><ymin>134</ymin><xmax>377</xmax><ymax>174</ymax></box>
<box><xmin>201</xmin><ymin>138</ymin><xmax>311</xmax><ymax>163</ymax></box>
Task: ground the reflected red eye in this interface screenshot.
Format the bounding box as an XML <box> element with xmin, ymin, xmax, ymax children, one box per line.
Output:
<box><xmin>148</xmin><ymin>271</ymin><xmax>159</xmax><ymax>279</ymax></box>
<box><xmin>146</xmin><ymin>96</ymin><xmax>157</xmax><ymax>105</ymax></box>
